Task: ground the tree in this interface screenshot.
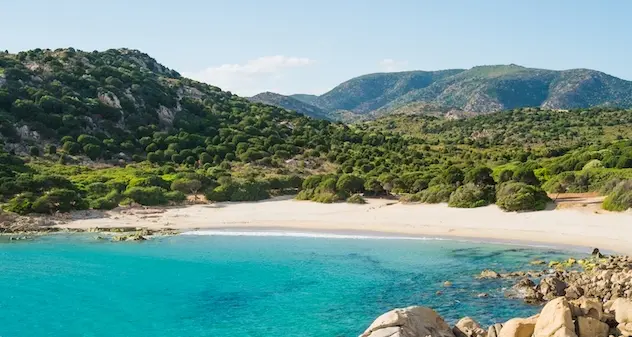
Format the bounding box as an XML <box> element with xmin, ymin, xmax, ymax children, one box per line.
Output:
<box><xmin>83</xmin><ymin>144</ymin><xmax>102</xmax><ymax>160</ymax></box>
<box><xmin>170</xmin><ymin>179</ymin><xmax>202</xmax><ymax>200</ymax></box>
<box><xmin>29</xmin><ymin>146</ymin><xmax>40</xmax><ymax>157</ymax></box>
<box><xmin>62</xmin><ymin>141</ymin><xmax>81</xmax><ymax>155</ymax></box>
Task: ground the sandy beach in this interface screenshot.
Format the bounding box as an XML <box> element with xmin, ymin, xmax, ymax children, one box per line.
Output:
<box><xmin>57</xmin><ymin>195</ymin><xmax>632</xmax><ymax>254</ymax></box>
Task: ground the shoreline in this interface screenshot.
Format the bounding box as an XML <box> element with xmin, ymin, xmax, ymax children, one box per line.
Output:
<box><xmin>180</xmin><ymin>226</ymin><xmax>600</xmax><ymax>254</ymax></box>
<box><xmin>54</xmin><ymin>197</ymin><xmax>632</xmax><ymax>254</ymax></box>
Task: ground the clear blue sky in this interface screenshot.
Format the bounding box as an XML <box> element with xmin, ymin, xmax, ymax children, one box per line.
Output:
<box><xmin>2</xmin><ymin>0</ymin><xmax>631</xmax><ymax>96</ymax></box>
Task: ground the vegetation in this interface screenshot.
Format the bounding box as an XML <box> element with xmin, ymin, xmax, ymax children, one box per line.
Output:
<box><xmin>495</xmin><ymin>182</ymin><xmax>551</xmax><ymax>212</ymax></box>
<box><xmin>602</xmin><ymin>180</ymin><xmax>632</xmax><ymax>211</ymax></box>
<box><xmin>2</xmin><ymin>48</ymin><xmax>632</xmax><ymax>215</ymax></box>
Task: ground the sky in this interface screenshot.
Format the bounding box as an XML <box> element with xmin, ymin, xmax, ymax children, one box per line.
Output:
<box><xmin>2</xmin><ymin>0</ymin><xmax>632</xmax><ymax>96</ymax></box>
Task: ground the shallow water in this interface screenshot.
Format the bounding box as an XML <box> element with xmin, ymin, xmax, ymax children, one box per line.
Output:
<box><xmin>0</xmin><ymin>232</ymin><xmax>575</xmax><ymax>337</ymax></box>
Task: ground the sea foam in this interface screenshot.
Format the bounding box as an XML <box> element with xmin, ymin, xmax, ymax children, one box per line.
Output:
<box><xmin>180</xmin><ymin>229</ymin><xmax>446</xmax><ymax>241</ymax></box>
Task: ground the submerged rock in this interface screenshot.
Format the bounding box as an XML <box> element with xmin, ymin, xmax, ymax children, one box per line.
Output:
<box><xmin>479</xmin><ymin>270</ymin><xmax>501</xmax><ymax>279</ymax></box>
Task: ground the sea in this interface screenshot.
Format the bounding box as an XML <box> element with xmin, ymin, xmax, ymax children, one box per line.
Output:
<box><xmin>0</xmin><ymin>230</ymin><xmax>578</xmax><ymax>337</ymax></box>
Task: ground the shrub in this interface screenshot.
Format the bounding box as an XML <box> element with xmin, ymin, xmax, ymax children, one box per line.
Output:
<box><xmin>170</xmin><ymin>178</ymin><xmax>202</xmax><ymax>196</ymax></box>
<box><xmin>347</xmin><ymin>194</ymin><xmax>367</xmax><ymax>204</ymax></box>
<box><xmin>296</xmin><ymin>188</ymin><xmax>315</xmax><ymax>200</ymax></box>
<box><xmin>312</xmin><ymin>192</ymin><xmax>340</xmax><ymax>203</ymax></box>
<box><xmin>465</xmin><ymin>166</ymin><xmax>495</xmax><ymax>186</ymax></box>
<box><xmin>4</xmin><ymin>192</ymin><xmax>35</xmax><ymax>215</ymax></box>
<box><xmin>165</xmin><ymin>191</ymin><xmax>187</xmax><ymax>203</ymax></box>
<box><xmin>400</xmin><ymin>193</ymin><xmax>422</xmax><ymax>203</ymax></box>
<box><xmin>419</xmin><ymin>184</ymin><xmax>455</xmax><ymax>203</ymax></box>
<box><xmin>448</xmin><ymin>183</ymin><xmax>494</xmax><ymax>208</ymax></box>
<box><xmin>123</xmin><ymin>187</ymin><xmax>168</xmax><ymax>206</ymax></box>
<box><xmin>32</xmin><ymin>188</ymin><xmax>87</xmax><ymax>214</ymax></box>
<box><xmin>602</xmin><ymin>180</ymin><xmax>632</xmax><ymax>211</ymax></box>
<box><xmin>302</xmin><ymin>175</ymin><xmax>323</xmax><ymax>190</ymax></box>
<box><xmin>336</xmin><ymin>174</ymin><xmax>364</xmax><ymax>194</ymax></box>
<box><xmin>29</xmin><ymin>146</ymin><xmax>40</xmax><ymax>157</ymax></box>
<box><xmin>496</xmin><ymin>182</ymin><xmax>550</xmax><ymax>212</ymax></box>
<box><xmin>512</xmin><ymin>168</ymin><xmax>540</xmax><ymax>186</ymax></box>
<box><xmin>90</xmin><ymin>190</ymin><xmax>122</xmax><ymax>210</ymax></box>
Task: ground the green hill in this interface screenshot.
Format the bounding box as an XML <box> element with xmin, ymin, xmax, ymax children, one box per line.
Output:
<box><xmin>254</xmin><ymin>65</ymin><xmax>632</xmax><ymax>122</ymax></box>
<box><xmin>3</xmin><ymin>48</ymin><xmax>632</xmax><ymax>217</ymax></box>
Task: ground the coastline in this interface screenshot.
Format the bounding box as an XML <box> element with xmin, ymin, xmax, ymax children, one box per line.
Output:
<box><xmin>56</xmin><ymin>197</ymin><xmax>632</xmax><ymax>254</ymax></box>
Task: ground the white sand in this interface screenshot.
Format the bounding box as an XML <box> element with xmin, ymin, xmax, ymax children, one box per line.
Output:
<box><xmin>60</xmin><ymin>197</ymin><xmax>632</xmax><ymax>254</ymax></box>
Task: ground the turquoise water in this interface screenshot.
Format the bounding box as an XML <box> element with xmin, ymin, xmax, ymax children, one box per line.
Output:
<box><xmin>0</xmin><ymin>232</ymin><xmax>575</xmax><ymax>337</ymax></box>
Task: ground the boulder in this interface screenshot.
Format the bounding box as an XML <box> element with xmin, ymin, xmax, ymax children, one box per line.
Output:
<box><xmin>610</xmin><ymin>298</ymin><xmax>632</xmax><ymax>324</ymax></box>
<box><xmin>487</xmin><ymin>323</ymin><xmax>503</xmax><ymax>337</ymax></box>
<box><xmin>576</xmin><ymin>316</ymin><xmax>609</xmax><ymax>337</ymax></box>
<box><xmin>359</xmin><ymin>306</ymin><xmax>456</xmax><ymax>337</ymax></box>
<box><xmin>618</xmin><ymin>322</ymin><xmax>632</xmax><ymax>336</ymax></box>
<box><xmin>539</xmin><ymin>277</ymin><xmax>568</xmax><ymax>300</ymax></box>
<box><xmin>498</xmin><ymin>317</ymin><xmax>537</xmax><ymax>337</ymax></box>
<box><xmin>479</xmin><ymin>270</ymin><xmax>501</xmax><ymax>279</ymax></box>
<box><xmin>453</xmin><ymin>317</ymin><xmax>486</xmax><ymax>337</ymax></box>
<box><xmin>570</xmin><ymin>297</ymin><xmax>603</xmax><ymax>321</ymax></box>
<box><xmin>533</xmin><ymin>297</ymin><xmax>577</xmax><ymax>337</ymax></box>
<box><xmin>564</xmin><ymin>285</ymin><xmax>584</xmax><ymax>300</ymax></box>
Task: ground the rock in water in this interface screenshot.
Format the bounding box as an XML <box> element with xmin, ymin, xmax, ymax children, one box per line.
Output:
<box><xmin>576</xmin><ymin>316</ymin><xmax>609</xmax><ymax>337</ymax></box>
<box><xmin>533</xmin><ymin>297</ymin><xmax>577</xmax><ymax>337</ymax></box>
<box><xmin>498</xmin><ymin>317</ymin><xmax>537</xmax><ymax>337</ymax></box>
<box><xmin>359</xmin><ymin>306</ymin><xmax>456</xmax><ymax>337</ymax></box>
<box><xmin>453</xmin><ymin>317</ymin><xmax>486</xmax><ymax>337</ymax></box>
<box><xmin>591</xmin><ymin>248</ymin><xmax>604</xmax><ymax>258</ymax></box>
<box><xmin>479</xmin><ymin>270</ymin><xmax>501</xmax><ymax>279</ymax></box>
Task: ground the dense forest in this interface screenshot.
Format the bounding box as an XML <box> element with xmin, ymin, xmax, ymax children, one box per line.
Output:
<box><xmin>1</xmin><ymin>48</ymin><xmax>632</xmax><ymax>215</ymax></box>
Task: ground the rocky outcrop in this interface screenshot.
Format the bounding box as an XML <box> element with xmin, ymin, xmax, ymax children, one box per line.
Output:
<box><xmin>497</xmin><ymin>317</ymin><xmax>537</xmax><ymax>337</ymax></box>
<box><xmin>533</xmin><ymin>297</ymin><xmax>577</xmax><ymax>337</ymax></box>
<box><xmin>361</xmin><ymin>295</ymin><xmax>632</xmax><ymax>337</ymax></box>
<box><xmin>492</xmin><ymin>255</ymin><xmax>632</xmax><ymax>304</ymax></box>
<box><xmin>453</xmin><ymin>317</ymin><xmax>486</xmax><ymax>337</ymax></box>
<box><xmin>359</xmin><ymin>306</ymin><xmax>455</xmax><ymax>337</ymax></box>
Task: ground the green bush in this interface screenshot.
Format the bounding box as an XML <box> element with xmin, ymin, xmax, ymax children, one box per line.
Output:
<box><xmin>90</xmin><ymin>190</ymin><xmax>121</xmax><ymax>210</ymax></box>
<box><xmin>312</xmin><ymin>192</ymin><xmax>340</xmax><ymax>203</ymax></box>
<box><xmin>496</xmin><ymin>182</ymin><xmax>550</xmax><ymax>212</ymax></box>
<box><xmin>165</xmin><ymin>191</ymin><xmax>187</xmax><ymax>203</ymax></box>
<box><xmin>602</xmin><ymin>180</ymin><xmax>632</xmax><ymax>211</ymax></box>
<box><xmin>448</xmin><ymin>183</ymin><xmax>494</xmax><ymax>208</ymax></box>
<box><xmin>336</xmin><ymin>174</ymin><xmax>364</xmax><ymax>194</ymax></box>
<box><xmin>32</xmin><ymin>188</ymin><xmax>87</xmax><ymax>213</ymax></box>
<box><xmin>347</xmin><ymin>194</ymin><xmax>367</xmax><ymax>204</ymax></box>
<box><xmin>4</xmin><ymin>192</ymin><xmax>35</xmax><ymax>215</ymax></box>
<box><xmin>400</xmin><ymin>193</ymin><xmax>422</xmax><ymax>203</ymax></box>
<box><xmin>123</xmin><ymin>186</ymin><xmax>168</xmax><ymax>206</ymax></box>
<box><xmin>419</xmin><ymin>184</ymin><xmax>455</xmax><ymax>203</ymax></box>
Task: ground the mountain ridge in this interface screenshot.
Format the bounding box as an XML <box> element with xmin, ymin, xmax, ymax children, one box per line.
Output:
<box><xmin>252</xmin><ymin>64</ymin><xmax>632</xmax><ymax>121</ymax></box>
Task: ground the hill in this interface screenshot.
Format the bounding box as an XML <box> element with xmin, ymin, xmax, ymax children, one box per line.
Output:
<box><xmin>3</xmin><ymin>48</ymin><xmax>632</xmax><ymax>216</ymax></box>
<box><xmin>254</xmin><ymin>65</ymin><xmax>632</xmax><ymax>122</ymax></box>
<box><xmin>248</xmin><ymin>92</ymin><xmax>332</xmax><ymax>120</ymax></box>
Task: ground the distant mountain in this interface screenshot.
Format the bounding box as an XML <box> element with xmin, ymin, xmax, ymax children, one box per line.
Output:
<box><xmin>252</xmin><ymin>65</ymin><xmax>632</xmax><ymax>122</ymax></box>
<box><xmin>248</xmin><ymin>92</ymin><xmax>332</xmax><ymax>120</ymax></box>
<box><xmin>289</xmin><ymin>94</ymin><xmax>319</xmax><ymax>105</ymax></box>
